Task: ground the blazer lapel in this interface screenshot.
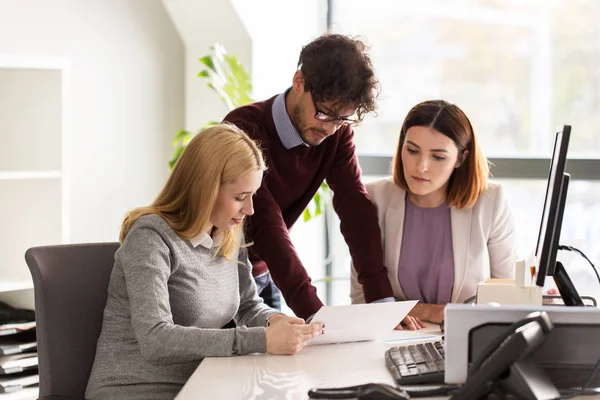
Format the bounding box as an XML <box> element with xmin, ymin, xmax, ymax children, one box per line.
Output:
<box><xmin>450</xmin><ymin>206</ymin><xmax>472</xmax><ymax>303</ymax></box>
<box><xmin>385</xmin><ymin>186</ymin><xmax>407</xmax><ymax>300</ymax></box>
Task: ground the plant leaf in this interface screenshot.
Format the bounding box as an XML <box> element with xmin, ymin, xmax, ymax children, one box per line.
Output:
<box><xmin>172</xmin><ymin>129</ymin><xmax>191</xmax><ymax>146</ymax></box>
<box><xmin>303</xmin><ymin>208</ymin><xmax>311</xmax><ymax>222</ymax></box>
<box><xmin>169</xmin><ymin>146</ymin><xmax>185</xmax><ymax>170</ymax></box>
<box><xmin>199</xmin><ymin>56</ymin><xmax>216</xmax><ymax>72</ymax></box>
<box><xmin>314</xmin><ymin>192</ymin><xmax>322</xmax><ymax>216</ymax></box>
<box><xmin>171</xmin><ymin>44</ymin><xmax>255</xmax><ymax>171</ymax></box>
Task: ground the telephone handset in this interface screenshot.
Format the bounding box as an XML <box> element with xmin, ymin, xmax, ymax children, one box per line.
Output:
<box><xmin>451</xmin><ymin>311</ymin><xmax>559</xmax><ymax>400</ymax></box>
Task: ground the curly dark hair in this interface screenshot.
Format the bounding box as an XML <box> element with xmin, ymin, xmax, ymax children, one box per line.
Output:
<box><xmin>298</xmin><ymin>33</ymin><xmax>380</xmax><ymax>122</ymax></box>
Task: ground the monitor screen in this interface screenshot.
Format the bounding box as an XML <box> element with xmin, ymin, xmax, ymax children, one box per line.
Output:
<box><xmin>535</xmin><ymin>125</ymin><xmax>571</xmax><ymax>287</ymax></box>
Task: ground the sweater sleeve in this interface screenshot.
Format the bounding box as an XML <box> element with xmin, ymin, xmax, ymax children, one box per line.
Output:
<box><xmin>326</xmin><ymin>127</ymin><xmax>394</xmax><ymax>303</ymax></box>
<box><xmin>234</xmin><ymin>244</ymin><xmax>280</xmax><ymax>327</ymax></box>
<box><xmin>119</xmin><ymin>226</ymin><xmax>268</xmax><ymax>365</ymax></box>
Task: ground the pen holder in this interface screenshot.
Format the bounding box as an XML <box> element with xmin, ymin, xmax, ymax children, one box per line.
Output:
<box><xmin>476</xmin><ymin>260</ymin><xmax>543</xmax><ymax>305</ymax></box>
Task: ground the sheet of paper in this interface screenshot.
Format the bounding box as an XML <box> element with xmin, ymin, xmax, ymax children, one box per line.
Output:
<box><xmin>309</xmin><ymin>300</ymin><xmax>418</xmax><ymax>345</ymax></box>
<box><xmin>0</xmin><ymin>321</ymin><xmax>35</xmax><ymax>333</ymax></box>
<box><xmin>0</xmin><ymin>373</ymin><xmax>39</xmax><ymax>389</ymax></box>
<box><xmin>0</xmin><ymin>353</ymin><xmax>38</xmax><ymax>369</ymax></box>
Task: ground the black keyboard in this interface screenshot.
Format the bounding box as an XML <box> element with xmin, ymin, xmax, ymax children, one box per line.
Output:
<box><xmin>385</xmin><ymin>341</ymin><xmax>445</xmax><ymax>385</ymax></box>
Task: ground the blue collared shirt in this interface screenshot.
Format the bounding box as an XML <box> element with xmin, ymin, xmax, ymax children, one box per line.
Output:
<box><xmin>272</xmin><ymin>89</ymin><xmax>309</xmax><ymax>149</ymax></box>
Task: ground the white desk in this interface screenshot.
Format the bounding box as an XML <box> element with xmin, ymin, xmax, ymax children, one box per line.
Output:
<box><xmin>176</xmin><ymin>324</ymin><xmax>444</xmax><ymax>400</ymax></box>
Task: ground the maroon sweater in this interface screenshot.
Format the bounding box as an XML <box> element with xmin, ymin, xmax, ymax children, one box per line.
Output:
<box><xmin>224</xmin><ymin>96</ymin><xmax>393</xmax><ymax>319</ymax></box>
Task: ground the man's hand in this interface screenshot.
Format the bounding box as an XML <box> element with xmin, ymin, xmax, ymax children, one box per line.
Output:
<box><xmin>394</xmin><ymin>315</ymin><xmax>427</xmax><ymax>330</ymax></box>
<box><xmin>265</xmin><ymin>316</ymin><xmax>324</xmax><ymax>355</ymax></box>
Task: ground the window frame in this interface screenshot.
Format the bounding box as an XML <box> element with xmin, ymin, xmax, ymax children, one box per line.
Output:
<box><xmin>358</xmin><ymin>156</ymin><xmax>600</xmax><ymax>180</ymax></box>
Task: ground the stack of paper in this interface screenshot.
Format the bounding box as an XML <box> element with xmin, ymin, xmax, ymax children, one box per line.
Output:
<box><xmin>0</xmin><ymin>331</ymin><xmax>36</xmax><ymax>356</ymax></box>
<box><xmin>0</xmin><ymin>353</ymin><xmax>38</xmax><ymax>375</ymax></box>
<box><xmin>0</xmin><ymin>372</ymin><xmax>39</xmax><ymax>394</ymax></box>
<box><xmin>0</xmin><ymin>323</ymin><xmax>35</xmax><ymax>337</ymax></box>
<box><xmin>0</xmin><ymin>322</ymin><xmax>38</xmax><ymax>396</ymax></box>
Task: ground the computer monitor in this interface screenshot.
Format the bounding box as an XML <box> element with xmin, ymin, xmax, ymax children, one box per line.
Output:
<box><xmin>535</xmin><ymin>126</ymin><xmax>570</xmax><ymax>281</ymax></box>
<box><xmin>534</xmin><ymin>125</ymin><xmax>584</xmax><ymax>306</ymax></box>
<box><xmin>547</xmin><ymin>173</ymin><xmax>570</xmax><ymax>279</ymax></box>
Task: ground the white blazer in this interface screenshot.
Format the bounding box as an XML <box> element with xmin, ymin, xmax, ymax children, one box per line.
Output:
<box><xmin>351</xmin><ymin>177</ymin><xmax>518</xmax><ymax>304</ymax></box>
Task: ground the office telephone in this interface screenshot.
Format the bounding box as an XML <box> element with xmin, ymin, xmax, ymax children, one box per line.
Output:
<box><xmin>450</xmin><ymin>311</ymin><xmax>559</xmax><ymax>400</ymax></box>
<box><xmin>308</xmin><ymin>311</ymin><xmax>559</xmax><ymax>400</ymax></box>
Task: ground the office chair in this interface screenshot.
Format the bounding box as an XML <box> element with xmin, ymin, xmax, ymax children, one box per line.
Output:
<box><xmin>25</xmin><ymin>242</ymin><xmax>120</xmax><ymax>400</ymax></box>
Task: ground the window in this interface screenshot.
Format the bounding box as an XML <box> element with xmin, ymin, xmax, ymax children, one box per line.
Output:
<box><xmin>323</xmin><ymin>0</ymin><xmax>600</xmax><ymax>306</ymax></box>
<box><xmin>331</xmin><ymin>0</ymin><xmax>600</xmax><ymax>158</ymax></box>
<box><xmin>267</xmin><ymin>1</ymin><xmax>600</xmax><ymax>311</ymax></box>
<box><xmin>498</xmin><ymin>178</ymin><xmax>600</xmax><ymax>300</ymax></box>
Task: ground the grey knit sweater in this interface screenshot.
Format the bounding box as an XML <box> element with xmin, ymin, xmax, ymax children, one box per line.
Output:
<box><xmin>85</xmin><ymin>214</ymin><xmax>278</xmax><ymax>400</ymax></box>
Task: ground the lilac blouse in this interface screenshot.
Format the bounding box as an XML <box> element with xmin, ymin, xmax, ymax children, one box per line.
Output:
<box><xmin>397</xmin><ymin>197</ymin><xmax>455</xmax><ymax>304</ymax></box>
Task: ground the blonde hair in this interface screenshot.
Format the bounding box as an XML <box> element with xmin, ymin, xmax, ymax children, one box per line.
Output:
<box><xmin>120</xmin><ymin>123</ymin><xmax>265</xmax><ymax>260</ymax></box>
<box><xmin>392</xmin><ymin>100</ymin><xmax>489</xmax><ymax>209</ymax></box>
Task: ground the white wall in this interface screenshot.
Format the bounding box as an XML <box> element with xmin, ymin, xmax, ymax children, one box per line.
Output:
<box><xmin>162</xmin><ymin>0</ymin><xmax>252</xmax><ymax>133</ymax></box>
<box><xmin>0</xmin><ymin>0</ymin><xmax>185</xmax><ymax>242</ymax></box>
<box><xmin>162</xmin><ymin>0</ymin><xmax>326</xmax><ymax>131</ymax></box>
<box><xmin>231</xmin><ymin>0</ymin><xmax>327</xmax><ymax>99</ymax></box>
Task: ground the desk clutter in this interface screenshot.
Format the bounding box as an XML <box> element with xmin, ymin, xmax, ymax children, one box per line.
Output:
<box><xmin>0</xmin><ymin>302</ymin><xmax>38</xmax><ymax>395</ymax></box>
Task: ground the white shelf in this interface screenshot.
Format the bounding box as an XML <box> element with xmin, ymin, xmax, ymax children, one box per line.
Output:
<box><xmin>0</xmin><ymin>280</ymin><xmax>34</xmax><ymax>293</ymax></box>
<box><xmin>0</xmin><ymin>58</ymin><xmax>68</xmax><ymax>312</ymax></box>
<box><xmin>0</xmin><ymin>171</ymin><xmax>61</xmax><ymax>180</ymax></box>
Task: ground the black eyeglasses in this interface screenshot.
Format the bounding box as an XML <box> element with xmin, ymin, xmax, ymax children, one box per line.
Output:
<box><xmin>310</xmin><ymin>92</ymin><xmax>359</xmax><ymax>126</ymax></box>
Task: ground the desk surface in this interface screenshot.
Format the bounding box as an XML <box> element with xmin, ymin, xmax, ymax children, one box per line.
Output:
<box><xmin>176</xmin><ymin>324</ymin><xmax>444</xmax><ymax>400</ymax></box>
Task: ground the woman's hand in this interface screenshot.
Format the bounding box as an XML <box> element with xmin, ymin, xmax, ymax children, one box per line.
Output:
<box><xmin>422</xmin><ymin>304</ymin><xmax>445</xmax><ymax>324</ymax></box>
<box><xmin>266</xmin><ymin>313</ymin><xmax>286</xmax><ymax>326</ymax></box>
<box><xmin>265</xmin><ymin>316</ymin><xmax>324</xmax><ymax>355</ymax></box>
<box><xmin>394</xmin><ymin>314</ymin><xmax>427</xmax><ymax>330</ymax></box>
<box><xmin>409</xmin><ymin>304</ymin><xmax>445</xmax><ymax>324</ymax></box>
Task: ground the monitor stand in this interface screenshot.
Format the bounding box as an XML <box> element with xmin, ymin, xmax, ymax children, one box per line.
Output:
<box><xmin>553</xmin><ymin>261</ymin><xmax>585</xmax><ymax>306</ymax></box>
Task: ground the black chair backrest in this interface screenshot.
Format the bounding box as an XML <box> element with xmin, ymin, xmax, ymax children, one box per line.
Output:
<box><xmin>25</xmin><ymin>242</ymin><xmax>119</xmax><ymax>399</ymax></box>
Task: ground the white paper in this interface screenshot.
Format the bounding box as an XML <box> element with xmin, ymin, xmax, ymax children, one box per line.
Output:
<box><xmin>0</xmin><ymin>373</ymin><xmax>39</xmax><ymax>388</ymax></box>
<box><xmin>0</xmin><ymin>353</ymin><xmax>38</xmax><ymax>369</ymax></box>
<box><xmin>309</xmin><ymin>300</ymin><xmax>418</xmax><ymax>345</ymax></box>
<box><xmin>0</xmin><ymin>322</ymin><xmax>35</xmax><ymax>331</ymax></box>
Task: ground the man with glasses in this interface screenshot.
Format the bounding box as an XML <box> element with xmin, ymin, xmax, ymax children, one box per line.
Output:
<box><xmin>223</xmin><ymin>33</ymin><xmax>394</xmax><ymax>320</ymax></box>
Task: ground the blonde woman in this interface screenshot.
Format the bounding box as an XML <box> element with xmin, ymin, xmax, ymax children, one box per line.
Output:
<box><xmin>86</xmin><ymin>124</ymin><xmax>324</xmax><ymax>400</ymax></box>
<box><xmin>351</xmin><ymin>101</ymin><xmax>518</xmax><ymax>329</ymax></box>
